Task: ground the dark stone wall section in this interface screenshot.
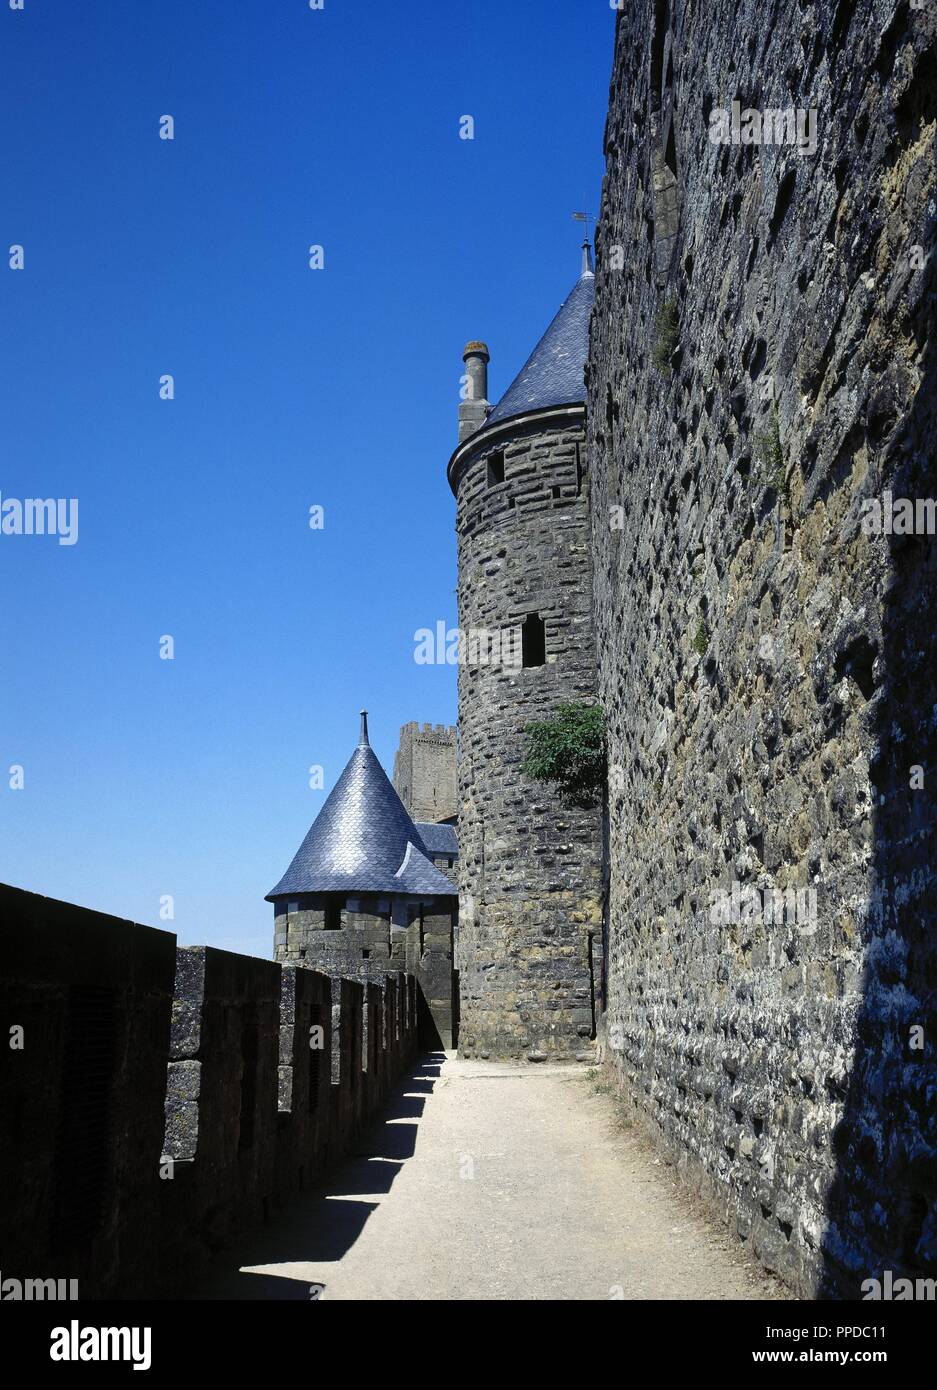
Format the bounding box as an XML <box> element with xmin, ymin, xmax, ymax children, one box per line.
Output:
<box><xmin>0</xmin><ymin>886</ymin><xmax>175</xmax><ymax>1300</ymax></box>
<box><xmin>588</xmin><ymin>0</ymin><xmax>937</xmax><ymax>1296</ymax></box>
<box><xmin>0</xmin><ymin>884</ymin><xmax>419</xmax><ymax>1298</ymax></box>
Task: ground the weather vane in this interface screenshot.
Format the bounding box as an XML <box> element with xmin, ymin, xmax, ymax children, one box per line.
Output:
<box><xmin>571</xmin><ymin>209</ymin><xmax>595</xmax><ymax>239</ymax></box>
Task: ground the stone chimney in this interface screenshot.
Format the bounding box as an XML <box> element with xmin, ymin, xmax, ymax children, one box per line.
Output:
<box><xmin>459</xmin><ymin>341</ymin><xmax>490</xmax><ymax>442</ymax></box>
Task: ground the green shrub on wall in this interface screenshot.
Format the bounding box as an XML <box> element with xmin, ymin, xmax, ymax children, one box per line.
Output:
<box><xmin>522</xmin><ymin>703</ymin><xmax>607</xmax><ymax>809</ymax></box>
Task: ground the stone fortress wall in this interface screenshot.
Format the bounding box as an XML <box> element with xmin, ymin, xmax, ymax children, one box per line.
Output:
<box><xmin>3</xmin><ymin>1</ymin><xmax>934</xmax><ymax>1305</ymax></box>
<box><xmin>0</xmin><ymin>884</ymin><xmax>420</xmax><ymax>1299</ymax></box>
<box><xmin>587</xmin><ymin>0</ymin><xmax>936</xmax><ymax>1295</ymax></box>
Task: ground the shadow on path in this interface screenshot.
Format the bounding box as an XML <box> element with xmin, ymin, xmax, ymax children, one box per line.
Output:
<box><xmin>191</xmin><ymin>1052</ymin><xmax>446</xmax><ymax>1299</ymax></box>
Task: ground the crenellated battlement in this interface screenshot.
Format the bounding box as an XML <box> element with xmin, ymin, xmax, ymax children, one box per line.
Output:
<box><xmin>392</xmin><ymin>720</ymin><xmax>457</xmax><ymax>825</ymax></box>
<box><xmin>0</xmin><ymin>883</ymin><xmax>419</xmax><ymax>1299</ymax></box>
<box><xmin>396</xmin><ymin>720</ymin><xmax>457</xmax><ymax>738</ymax></box>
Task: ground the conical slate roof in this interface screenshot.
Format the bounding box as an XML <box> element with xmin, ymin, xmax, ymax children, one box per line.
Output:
<box><xmin>266</xmin><ymin>712</ymin><xmax>456</xmax><ymax>899</ymax></box>
<box><xmin>485</xmin><ymin>244</ymin><xmax>594</xmax><ymax>427</ymax></box>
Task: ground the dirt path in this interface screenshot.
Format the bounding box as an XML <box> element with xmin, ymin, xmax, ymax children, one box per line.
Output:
<box><xmin>195</xmin><ymin>1053</ymin><xmax>787</xmax><ymax>1301</ymax></box>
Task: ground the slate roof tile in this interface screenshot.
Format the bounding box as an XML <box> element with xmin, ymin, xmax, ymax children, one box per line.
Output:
<box><xmin>485</xmin><ymin>256</ymin><xmax>594</xmax><ymax>427</ymax></box>
<box><xmin>266</xmin><ymin>714</ymin><xmax>456</xmax><ymax>900</ymax></box>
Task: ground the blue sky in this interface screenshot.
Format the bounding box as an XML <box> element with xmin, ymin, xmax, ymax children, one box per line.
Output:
<box><xmin>0</xmin><ymin>0</ymin><xmax>613</xmax><ymax>956</ymax></box>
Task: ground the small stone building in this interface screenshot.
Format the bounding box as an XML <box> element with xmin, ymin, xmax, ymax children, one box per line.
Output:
<box><xmin>268</xmin><ymin>712</ymin><xmax>458</xmax><ymax>1048</ymax></box>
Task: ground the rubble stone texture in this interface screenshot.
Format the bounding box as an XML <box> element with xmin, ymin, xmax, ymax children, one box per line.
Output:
<box><xmin>272</xmin><ymin>900</ymin><xmax>455</xmax><ymax>1049</ymax></box>
<box><xmin>453</xmin><ymin>416</ymin><xmax>603</xmax><ymax>1060</ymax></box>
<box><xmin>586</xmin><ymin>1</ymin><xmax>936</xmax><ymax>1294</ymax></box>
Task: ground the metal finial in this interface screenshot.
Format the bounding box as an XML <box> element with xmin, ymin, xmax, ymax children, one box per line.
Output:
<box><xmin>358</xmin><ymin>709</ymin><xmax>369</xmax><ymax>746</ymax></box>
<box><xmin>572</xmin><ymin>211</ymin><xmax>596</xmax><ymax>275</ymax></box>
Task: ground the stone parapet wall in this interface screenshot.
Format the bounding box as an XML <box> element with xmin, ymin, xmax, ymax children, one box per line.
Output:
<box><xmin>0</xmin><ymin>883</ymin><xmax>420</xmax><ymax>1298</ymax></box>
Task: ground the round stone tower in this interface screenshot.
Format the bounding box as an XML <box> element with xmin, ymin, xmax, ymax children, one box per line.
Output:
<box><xmin>447</xmin><ymin>243</ymin><xmax>603</xmax><ymax>1062</ymax></box>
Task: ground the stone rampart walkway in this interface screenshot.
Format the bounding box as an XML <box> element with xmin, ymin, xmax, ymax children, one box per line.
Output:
<box><xmin>195</xmin><ymin>1053</ymin><xmax>786</xmax><ymax>1300</ymax></box>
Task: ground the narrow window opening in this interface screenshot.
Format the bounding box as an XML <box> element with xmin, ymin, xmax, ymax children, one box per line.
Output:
<box><xmin>323</xmin><ymin>895</ymin><xmax>344</xmax><ymax>930</ymax></box>
<box><xmin>487</xmin><ymin>451</ymin><xmax>505</xmax><ymax>487</ymax></box>
<box><xmin>522</xmin><ymin>613</ymin><xmax>546</xmax><ymax>668</ymax></box>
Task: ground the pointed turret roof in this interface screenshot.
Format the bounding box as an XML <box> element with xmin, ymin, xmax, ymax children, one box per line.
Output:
<box><xmin>485</xmin><ymin>242</ymin><xmax>594</xmax><ymax>427</ymax></box>
<box><xmin>266</xmin><ymin>711</ymin><xmax>456</xmax><ymax>899</ymax></box>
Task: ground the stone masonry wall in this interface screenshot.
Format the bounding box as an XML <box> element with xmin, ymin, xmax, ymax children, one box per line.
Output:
<box><xmin>273</xmin><ymin>897</ymin><xmax>456</xmax><ymax>1048</ymax></box>
<box><xmin>454</xmin><ymin>417</ymin><xmax>603</xmax><ymax>1060</ymax></box>
<box><xmin>274</xmin><ymin>901</ymin><xmax>415</xmax><ymax>977</ymax></box>
<box><xmin>587</xmin><ymin>1</ymin><xmax>936</xmax><ymax>1295</ymax></box>
<box><xmin>393</xmin><ymin>721</ymin><xmax>458</xmax><ymax>824</ymax></box>
<box><xmin>0</xmin><ymin>884</ymin><xmax>419</xmax><ymax>1298</ymax></box>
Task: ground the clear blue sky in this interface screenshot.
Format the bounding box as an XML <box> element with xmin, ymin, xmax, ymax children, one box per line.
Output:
<box><xmin>0</xmin><ymin>0</ymin><xmax>613</xmax><ymax>957</ymax></box>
